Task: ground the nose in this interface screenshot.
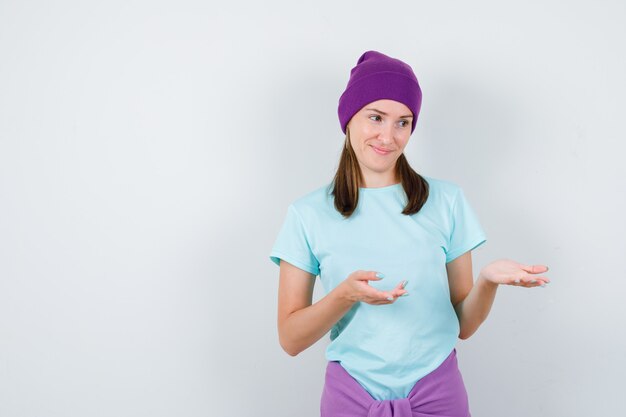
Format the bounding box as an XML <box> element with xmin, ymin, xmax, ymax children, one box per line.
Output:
<box><xmin>378</xmin><ymin>122</ymin><xmax>394</xmax><ymax>144</ymax></box>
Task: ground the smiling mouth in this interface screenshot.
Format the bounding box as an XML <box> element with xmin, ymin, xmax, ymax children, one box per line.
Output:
<box><xmin>371</xmin><ymin>145</ymin><xmax>393</xmax><ymax>155</ymax></box>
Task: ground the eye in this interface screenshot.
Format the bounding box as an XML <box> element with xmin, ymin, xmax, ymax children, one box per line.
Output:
<box><xmin>369</xmin><ymin>114</ymin><xmax>382</xmax><ymax>122</ymax></box>
<box><xmin>398</xmin><ymin>119</ymin><xmax>410</xmax><ymax>128</ymax></box>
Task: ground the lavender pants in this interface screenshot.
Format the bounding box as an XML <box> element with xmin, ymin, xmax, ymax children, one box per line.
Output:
<box><xmin>320</xmin><ymin>348</ymin><xmax>471</xmax><ymax>417</ymax></box>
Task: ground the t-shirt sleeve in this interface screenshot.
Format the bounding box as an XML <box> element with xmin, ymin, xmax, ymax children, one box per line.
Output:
<box><xmin>269</xmin><ymin>204</ymin><xmax>320</xmax><ymax>276</ymax></box>
<box><xmin>445</xmin><ymin>188</ymin><xmax>487</xmax><ymax>263</ymax></box>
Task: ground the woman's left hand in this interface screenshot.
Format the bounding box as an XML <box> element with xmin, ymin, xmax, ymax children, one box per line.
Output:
<box><xmin>479</xmin><ymin>259</ymin><xmax>551</xmax><ymax>288</ymax></box>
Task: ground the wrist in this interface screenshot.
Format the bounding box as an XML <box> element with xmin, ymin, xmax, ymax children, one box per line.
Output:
<box><xmin>477</xmin><ymin>273</ymin><xmax>499</xmax><ymax>289</ymax></box>
<box><xmin>333</xmin><ymin>281</ymin><xmax>357</xmax><ymax>306</ymax></box>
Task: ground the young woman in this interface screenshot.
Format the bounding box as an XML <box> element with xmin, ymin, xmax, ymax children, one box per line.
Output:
<box><xmin>269</xmin><ymin>50</ymin><xmax>550</xmax><ymax>417</ymax></box>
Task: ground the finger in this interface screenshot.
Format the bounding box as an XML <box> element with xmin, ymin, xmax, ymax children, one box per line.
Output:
<box><xmin>368</xmin><ymin>290</ymin><xmax>406</xmax><ymax>303</ymax></box>
<box><xmin>391</xmin><ymin>287</ymin><xmax>408</xmax><ymax>298</ymax></box>
<box><xmin>357</xmin><ymin>271</ymin><xmax>386</xmax><ymax>282</ymax></box>
<box><xmin>366</xmin><ymin>294</ymin><xmax>395</xmax><ymax>304</ymax></box>
<box><xmin>512</xmin><ymin>275</ymin><xmax>528</xmax><ymax>285</ymax></box>
<box><xmin>388</xmin><ymin>280</ymin><xmax>405</xmax><ymax>292</ymax></box>
<box><xmin>369</xmin><ymin>299</ymin><xmax>393</xmax><ymax>305</ymax></box>
<box><xmin>388</xmin><ymin>291</ymin><xmax>405</xmax><ymax>299</ymax></box>
<box><xmin>528</xmin><ymin>278</ymin><xmax>550</xmax><ymax>285</ymax></box>
<box><xmin>393</xmin><ymin>279</ymin><xmax>408</xmax><ymax>291</ymax></box>
<box><xmin>522</xmin><ymin>264</ymin><xmax>549</xmax><ymax>274</ymax></box>
<box><xmin>363</xmin><ymin>286</ymin><xmax>395</xmax><ymax>302</ymax></box>
<box><xmin>517</xmin><ymin>278</ymin><xmax>549</xmax><ymax>288</ymax></box>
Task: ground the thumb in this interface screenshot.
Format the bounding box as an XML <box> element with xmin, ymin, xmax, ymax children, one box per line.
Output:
<box><xmin>362</xmin><ymin>271</ymin><xmax>385</xmax><ymax>282</ymax></box>
<box><xmin>524</xmin><ymin>264</ymin><xmax>549</xmax><ymax>274</ymax></box>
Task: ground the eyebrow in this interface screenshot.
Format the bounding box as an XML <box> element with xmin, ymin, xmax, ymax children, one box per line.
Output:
<box><xmin>364</xmin><ymin>108</ymin><xmax>413</xmax><ymax>119</ymax></box>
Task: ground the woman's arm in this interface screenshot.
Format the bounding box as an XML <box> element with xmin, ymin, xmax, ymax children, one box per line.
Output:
<box><xmin>447</xmin><ymin>252</ymin><xmax>550</xmax><ymax>339</ymax></box>
<box><xmin>446</xmin><ymin>251</ymin><xmax>496</xmax><ymax>340</ymax></box>
<box><xmin>277</xmin><ymin>260</ymin><xmax>407</xmax><ymax>356</ymax></box>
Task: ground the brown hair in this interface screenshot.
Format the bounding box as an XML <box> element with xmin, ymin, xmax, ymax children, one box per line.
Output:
<box><xmin>329</xmin><ymin>128</ymin><xmax>429</xmax><ymax>218</ymax></box>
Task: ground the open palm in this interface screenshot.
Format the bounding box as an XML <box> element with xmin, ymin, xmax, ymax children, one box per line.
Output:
<box><xmin>480</xmin><ymin>259</ymin><xmax>550</xmax><ymax>288</ymax></box>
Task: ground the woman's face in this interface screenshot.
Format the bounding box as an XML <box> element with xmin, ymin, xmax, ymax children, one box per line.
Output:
<box><xmin>346</xmin><ymin>99</ymin><xmax>413</xmax><ymax>182</ymax></box>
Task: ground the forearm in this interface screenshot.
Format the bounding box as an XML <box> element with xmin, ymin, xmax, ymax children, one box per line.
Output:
<box><xmin>279</xmin><ymin>284</ymin><xmax>355</xmax><ymax>356</ymax></box>
<box><xmin>455</xmin><ymin>274</ymin><xmax>498</xmax><ymax>339</ymax></box>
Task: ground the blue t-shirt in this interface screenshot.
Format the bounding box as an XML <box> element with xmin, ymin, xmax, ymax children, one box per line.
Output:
<box><xmin>269</xmin><ymin>176</ymin><xmax>487</xmax><ymax>400</ymax></box>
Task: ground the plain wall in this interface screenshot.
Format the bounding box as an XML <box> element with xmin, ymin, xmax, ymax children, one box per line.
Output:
<box><xmin>1</xmin><ymin>1</ymin><xmax>625</xmax><ymax>416</ymax></box>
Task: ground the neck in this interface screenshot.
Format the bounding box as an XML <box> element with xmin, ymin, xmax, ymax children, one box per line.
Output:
<box><xmin>360</xmin><ymin>170</ymin><xmax>399</xmax><ymax>189</ymax></box>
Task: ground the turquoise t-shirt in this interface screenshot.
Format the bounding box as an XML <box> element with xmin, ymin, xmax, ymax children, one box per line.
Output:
<box><xmin>269</xmin><ymin>176</ymin><xmax>487</xmax><ymax>400</ymax></box>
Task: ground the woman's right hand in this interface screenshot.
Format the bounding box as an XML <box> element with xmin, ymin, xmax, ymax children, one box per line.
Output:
<box><xmin>338</xmin><ymin>271</ymin><xmax>408</xmax><ymax>305</ymax></box>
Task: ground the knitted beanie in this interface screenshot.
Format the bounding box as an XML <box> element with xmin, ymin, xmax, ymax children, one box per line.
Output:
<box><xmin>337</xmin><ymin>50</ymin><xmax>422</xmax><ymax>134</ymax></box>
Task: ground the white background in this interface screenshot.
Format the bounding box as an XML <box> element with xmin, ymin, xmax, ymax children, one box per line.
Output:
<box><xmin>1</xmin><ymin>1</ymin><xmax>625</xmax><ymax>416</ymax></box>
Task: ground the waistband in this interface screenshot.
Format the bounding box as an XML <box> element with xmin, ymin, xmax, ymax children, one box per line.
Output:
<box><xmin>320</xmin><ymin>348</ymin><xmax>471</xmax><ymax>417</ymax></box>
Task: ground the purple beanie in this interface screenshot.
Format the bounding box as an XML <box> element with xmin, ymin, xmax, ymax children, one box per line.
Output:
<box><xmin>338</xmin><ymin>50</ymin><xmax>422</xmax><ymax>134</ymax></box>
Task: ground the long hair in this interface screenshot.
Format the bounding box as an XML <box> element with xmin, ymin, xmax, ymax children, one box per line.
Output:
<box><xmin>329</xmin><ymin>128</ymin><xmax>429</xmax><ymax>218</ymax></box>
